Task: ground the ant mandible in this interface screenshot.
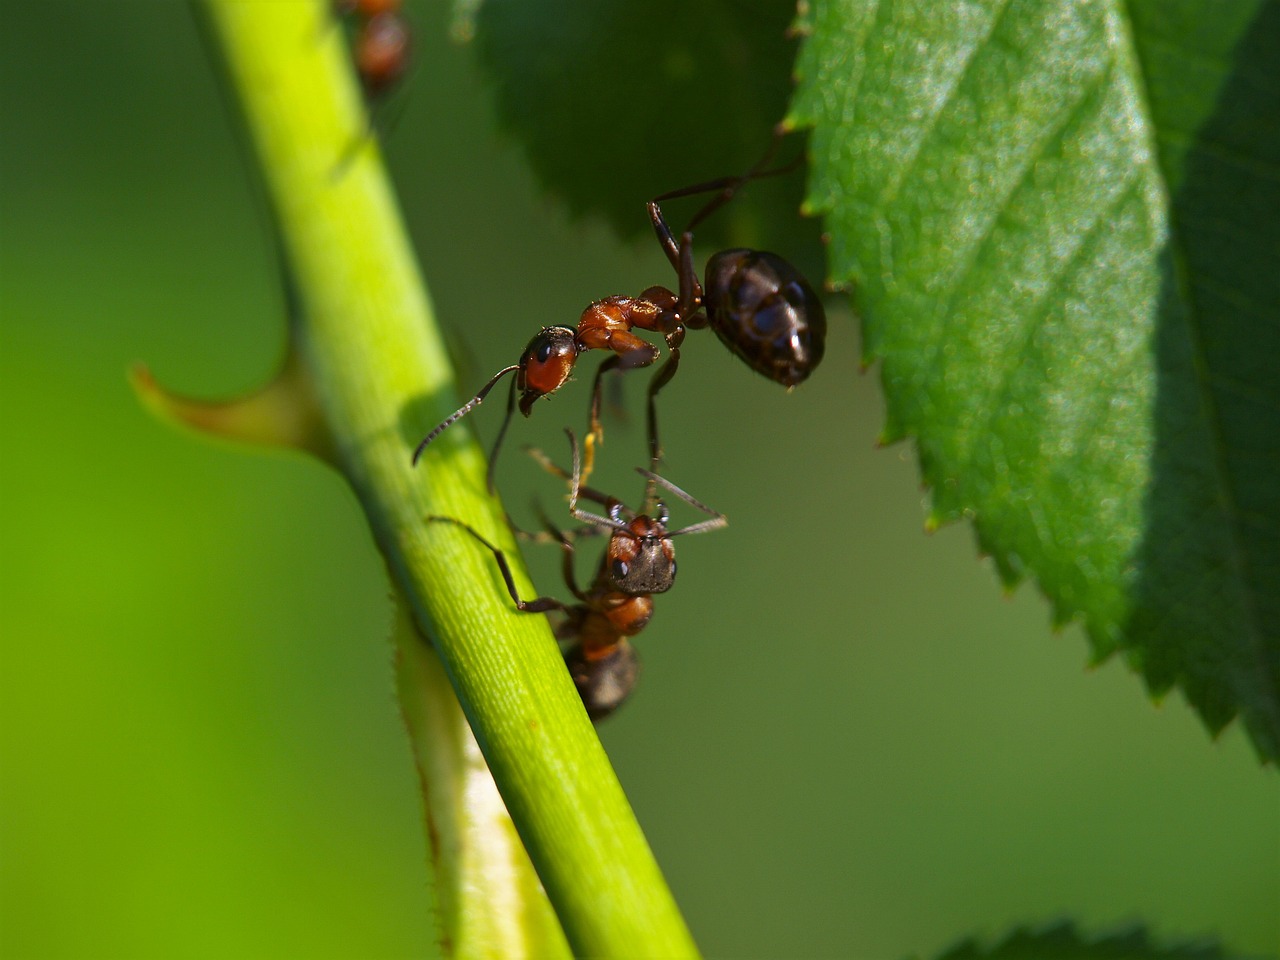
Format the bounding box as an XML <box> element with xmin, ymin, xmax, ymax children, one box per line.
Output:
<box><xmin>427</xmin><ymin>430</ymin><xmax>726</xmax><ymax>719</ymax></box>
<box><xmin>412</xmin><ymin>132</ymin><xmax>826</xmax><ymax>488</ymax></box>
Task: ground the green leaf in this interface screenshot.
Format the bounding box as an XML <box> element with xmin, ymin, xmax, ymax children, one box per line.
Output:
<box><xmin>929</xmin><ymin>920</ymin><xmax>1251</xmax><ymax>960</ymax></box>
<box><xmin>470</xmin><ymin>0</ymin><xmax>825</xmax><ymax>274</ymax></box>
<box><xmin>790</xmin><ymin>1</ymin><xmax>1280</xmax><ymax>760</ymax></box>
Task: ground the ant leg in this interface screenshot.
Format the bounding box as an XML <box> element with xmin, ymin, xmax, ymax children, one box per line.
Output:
<box><xmin>647</xmin><ymin>200</ymin><xmax>684</xmax><ymax>274</ymax></box>
<box><xmin>644</xmin><ymin>129</ymin><xmax>803</xmax><ymax>274</ymax></box>
<box><xmin>654</xmin><ymin>129</ymin><xmax>800</xmax><ymax>230</ymax></box>
<box><xmin>644</xmin><ymin>210</ymin><xmax>702</xmax><ymax>325</ymax></box>
<box><xmin>584</xmin><ymin>353</ymin><xmax>623</xmax><ymax>484</ymax></box>
<box><xmin>645</xmin><ymin>346</ymin><xmax>681</xmax><ymax>470</ymax></box>
<box><xmin>537</xmin><ymin>509</ymin><xmax>591</xmax><ymax>603</ymax></box>
<box><xmin>485</xmin><ymin>377</ymin><xmax>519</xmax><ymax>493</ymax></box>
<box><xmin>524</xmin><ymin>444</ymin><xmax>625</xmax><ymax>518</ymax></box>
<box><xmin>426</xmin><ymin>516</ymin><xmax>570</xmax><ymax>613</ymax></box>
<box><xmin>564</xmin><ymin>430</ymin><xmax>630</xmax><ymax>533</ymax></box>
<box><xmin>582</xmin><ymin>337</ymin><xmax>657</xmax><ymax>485</ymax></box>
<box><xmin>634</xmin><ymin>467</ymin><xmax>727</xmax><ymax>537</ymax></box>
<box><xmin>675</xmin><ymin>231</ymin><xmax>702</xmax><ymax>323</ymax></box>
<box><xmin>368</xmin><ymin>71</ymin><xmax>413</xmax><ymax>142</ymax></box>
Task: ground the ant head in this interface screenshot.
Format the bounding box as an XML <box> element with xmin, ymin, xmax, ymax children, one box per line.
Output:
<box><xmin>517</xmin><ymin>327</ymin><xmax>578</xmax><ymax>415</ymax></box>
<box><xmin>607</xmin><ymin>516</ymin><xmax>677</xmax><ymax>595</ymax></box>
<box><xmin>564</xmin><ymin>640</ymin><xmax>638</xmax><ymax>721</ymax></box>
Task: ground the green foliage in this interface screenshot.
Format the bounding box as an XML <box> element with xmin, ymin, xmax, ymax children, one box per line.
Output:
<box><xmin>931</xmin><ymin>920</ymin><xmax>1246</xmax><ymax>960</ymax></box>
<box><xmin>788</xmin><ymin>0</ymin><xmax>1280</xmax><ymax>761</ymax></box>
<box><xmin>471</xmin><ymin>0</ymin><xmax>826</xmax><ymax>278</ymax></box>
<box><xmin>3</xmin><ymin>2</ymin><xmax>1276</xmax><ymax>957</ymax></box>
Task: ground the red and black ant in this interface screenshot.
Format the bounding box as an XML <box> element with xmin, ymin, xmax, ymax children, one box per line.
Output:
<box><xmin>412</xmin><ymin>134</ymin><xmax>826</xmax><ymax>488</ymax></box>
<box><xmin>427</xmin><ymin>431</ymin><xmax>726</xmax><ymax>719</ymax></box>
<box><xmin>330</xmin><ymin>0</ymin><xmax>412</xmax><ymax>175</ymax></box>
<box><xmin>335</xmin><ymin>0</ymin><xmax>411</xmax><ymax>102</ymax></box>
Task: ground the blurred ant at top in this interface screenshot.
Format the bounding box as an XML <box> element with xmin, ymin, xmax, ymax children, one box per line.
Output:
<box><xmin>412</xmin><ymin>131</ymin><xmax>827</xmax><ymax>489</ymax></box>
<box><xmin>428</xmin><ymin>430</ymin><xmax>726</xmax><ymax>719</ymax></box>
<box><xmin>334</xmin><ymin>0</ymin><xmax>411</xmax><ymax>106</ymax></box>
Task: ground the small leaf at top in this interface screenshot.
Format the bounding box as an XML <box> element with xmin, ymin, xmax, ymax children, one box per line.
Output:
<box><xmin>930</xmin><ymin>919</ymin><xmax>1247</xmax><ymax>960</ymax></box>
<box><xmin>470</xmin><ymin>0</ymin><xmax>826</xmax><ymax>276</ymax></box>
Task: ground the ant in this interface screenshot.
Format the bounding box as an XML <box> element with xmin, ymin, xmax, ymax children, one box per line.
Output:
<box><xmin>427</xmin><ymin>430</ymin><xmax>726</xmax><ymax>719</ymax></box>
<box><xmin>412</xmin><ymin>132</ymin><xmax>826</xmax><ymax>489</ymax></box>
<box><xmin>330</xmin><ymin>0</ymin><xmax>413</xmax><ymax>175</ymax></box>
<box><xmin>335</xmin><ymin>0</ymin><xmax>411</xmax><ymax>103</ymax></box>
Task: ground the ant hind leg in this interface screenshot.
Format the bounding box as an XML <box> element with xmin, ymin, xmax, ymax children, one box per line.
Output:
<box><xmin>425</xmin><ymin>515</ymin><xmax>569</xmax><ymax>613</ymax></box>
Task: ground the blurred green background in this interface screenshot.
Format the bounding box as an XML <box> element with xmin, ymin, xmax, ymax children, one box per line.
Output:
<box><xmin>1</xmin><ymin>3</ymin><xmax>1275</xmax><ymax>959</ymax></box>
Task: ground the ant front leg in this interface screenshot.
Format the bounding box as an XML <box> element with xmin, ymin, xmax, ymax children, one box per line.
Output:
<box><xmin>646</xmin><ymin>204</ymin><xmax>705</xmax><ymax>320</ymax></box>
<box><xmin>524</xmin><ymin>441</ymin><xmax>626</xmax><ymax>522</ymax></box>
<box><xmin>576</xmin><ymin>299</ymin><xmax>661</xmax><ymax>483</ymax></box>
<box><xmin>645</xmin><ymin>340</ymin><xmax>682</xmax><ymax>471</ymax></box>
<box><xmin>647</xmin><ymin>127</ymin><xmax>794</xmax><ymax>242</ymax></box>
<box><xmin>426</xmin><ymin>516</ymin><xmax>570</xmax><ymax>614</ymax></box>
<box><xmin>584</xmin><ymin>352</ymin><xmax>624</xmax><ymax>484</ymax></box>
<box><xmin>628</xmin><ymin>285</ymin><xmax>686</xmax><ymax>471</ymax></box>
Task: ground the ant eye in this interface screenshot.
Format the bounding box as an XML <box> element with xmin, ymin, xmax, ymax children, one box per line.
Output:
<box><xmin>611</xmin><ymin>558</ymin><xmax>630</xmax><ymax>581</ymax></box>
<box><xmin>536</xmin><ymin>338</ymin><xmax>556</xmax><ymax>363</ymax></box>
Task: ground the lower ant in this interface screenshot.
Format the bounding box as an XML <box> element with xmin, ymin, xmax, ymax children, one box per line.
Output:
<box><xmin>412</xmin><ymin>131</ymin><xmax>826</xmax><ymax>489</ymax></box>
<box><xmin>427</xmin><ymin>430</ymin><xmax>726</xmax><ymax>719</ymax></box>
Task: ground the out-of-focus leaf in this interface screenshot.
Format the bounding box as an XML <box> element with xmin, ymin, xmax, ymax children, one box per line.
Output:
<box><xmin>790</xmin><ymin>0</ymin><xmax>1280</xmax><ymax>760</ymax></box>
<box><xmin>470</xmin><ymin>0</ymin><xmax>825</xmax><ymax>278</ymax></box>
<box><xmin>930</xmin><ymin>920</ymin><xmax>1247</xmax><ymax>960</ymax></box>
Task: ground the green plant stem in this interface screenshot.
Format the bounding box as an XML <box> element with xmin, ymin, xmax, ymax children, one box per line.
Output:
<box><xmin>392</xmin><ymin>593</ymin><xmax>570</xmax><ymax>958</ymax></box>
<box><xmin>198</xmin><ymin>1</ymin><xmax>698</xmax><ymax>956</ymax></box>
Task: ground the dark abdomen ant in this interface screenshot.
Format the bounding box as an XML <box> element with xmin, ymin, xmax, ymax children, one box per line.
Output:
<box><xmin>427</xmin><ymin>431</ymin><xmax>726</xmax><ymax>719</ymax></box>
<box><xmin>413</xmin><ymin>133</ymin><xmax>826</xmax><ymax>487</ymax></box>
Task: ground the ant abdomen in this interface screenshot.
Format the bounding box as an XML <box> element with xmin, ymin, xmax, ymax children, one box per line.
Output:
<box><xmin>703</xmin><ymin>248</ymin><xmax>826</xmax><ymax>388</ymax></box>
<box><xmin>564</xmin><ymin>639</ymin><xmax>640</xmax><ymax>721</ymax></box>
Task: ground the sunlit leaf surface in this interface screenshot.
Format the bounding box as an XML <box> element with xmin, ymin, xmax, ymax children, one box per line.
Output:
<box><xmin>791</xmin><ymin>0</ymin><xmax>1280</xmax><ymax>760</ymax></box>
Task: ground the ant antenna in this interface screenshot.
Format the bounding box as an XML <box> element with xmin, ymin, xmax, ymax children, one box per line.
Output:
<box><xmin>558</xmin><ymin>430</ymin><xmax>634</xmax><ymax>535</ymax></box>
<box><xmin>523</xmin><ymin>443</ymin><xmax>618</xmax><ymax>515</ymax></box>
<box><xmin>412</xmin><ymin>364</ymin><xmax>519</xmax><ymax>465</ymax></box>
<box><xmin>652</xmin><ymin>128</ymin><xmax>805</xmax><ymax>237</ymax></box>
<box><xmin>635</xmin><ymin>467</ymin><xmax>727</xmax><ymax>537</ymax></box>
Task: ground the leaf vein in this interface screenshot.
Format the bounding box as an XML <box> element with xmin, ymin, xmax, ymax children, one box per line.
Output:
<box><xmin>875</xmin><ymin>0</ymin><xmax>1014</xmax><ymax>211</ymax></box>
<box><xmin>935</xmin><ymin>56</ymin><xmax>1118</xmax><ymax>311</ymax></box>
<box><xmin>968</xmin><ymin>174</ymin><xmax>1146</xmax><ymax>471</ymax></box>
